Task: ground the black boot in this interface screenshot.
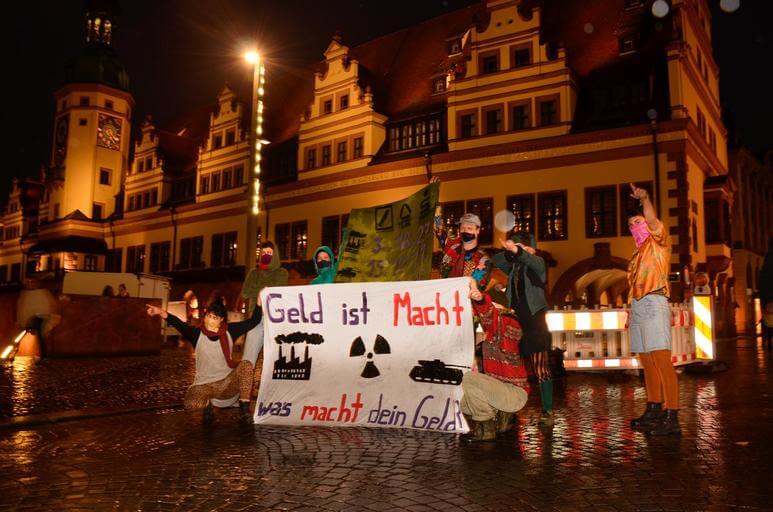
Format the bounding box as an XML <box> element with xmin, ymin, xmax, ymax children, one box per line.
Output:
<box><xmin>496</xmin><ymin>410</ymin><xmax>516</xmax><ymax>435</ymax></box>
<box><xmin>238</xmin><ymin>401</ymin><xmax>253</xmax><ymax>424</ymax></box>
<box><xmin>202</xmin><ymin>402</ymin><xmax>214</xmax><ymax>423</ymax></box>
<box><xmin>630</xmin><ymin>402</ymin><xmax>662</xmax><ymax>430</ymax></box>
<box><xmin>648</xmin><ymin>409</ymin><xmax>681</xmax><ymax>436</ymax></box>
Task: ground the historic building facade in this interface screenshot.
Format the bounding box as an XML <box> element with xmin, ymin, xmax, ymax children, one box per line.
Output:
<box><xmin>3</xmin><ymin>0</ymin><xmax>761</xmax><ymax>332</ymax></box>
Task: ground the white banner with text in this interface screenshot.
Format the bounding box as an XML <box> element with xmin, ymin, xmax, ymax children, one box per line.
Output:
<box><xmin>254</xmin><ymin>278</ymin><xmax>474</xmax><ymax>433</ymax></box>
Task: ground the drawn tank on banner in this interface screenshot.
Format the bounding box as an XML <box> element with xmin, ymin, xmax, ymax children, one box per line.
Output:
<box><xmin>409</xmin><ymin>359</ymin><xmax>466</xmax><ymax>385</ymax></box>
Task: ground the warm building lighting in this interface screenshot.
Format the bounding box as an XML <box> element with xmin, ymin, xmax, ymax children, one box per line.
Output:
<box><xmin>244</xmin><ymin>51</ymin><xmax>259</xmax><ymax>64</ymax></box>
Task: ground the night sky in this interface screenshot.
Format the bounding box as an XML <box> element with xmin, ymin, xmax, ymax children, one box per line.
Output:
<box><xmin>2</xmin><ymin>0</ymin><xmax>771</xmax><ymax>202</ymax></box>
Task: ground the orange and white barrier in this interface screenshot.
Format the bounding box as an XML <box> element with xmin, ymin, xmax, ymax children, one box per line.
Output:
<box><xmin>548</xmin><ymin>300</ymin><xmax>713</xmax><ymax>371</ymax></box>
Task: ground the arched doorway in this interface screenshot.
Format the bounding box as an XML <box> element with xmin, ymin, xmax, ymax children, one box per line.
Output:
<box><xmin>550</xmin><ymin>243</ymin><xmax>630</xmax><ymax>307</ymax></box>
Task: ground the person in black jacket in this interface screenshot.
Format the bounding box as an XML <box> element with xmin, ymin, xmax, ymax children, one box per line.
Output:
<box><xmin>146</xmin><ymin>299</ymin><xmax>262</xmax><ymax>424</ymax></box>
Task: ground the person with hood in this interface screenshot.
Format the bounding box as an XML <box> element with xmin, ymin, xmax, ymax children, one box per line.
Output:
<box><xmin>146</xmin><ymin>299</ymin><xmax>262</xmax><ymax>424</ymax></box>
<box><xmin>241</xmin><ymin>241</ymin><xmax>289</xmax><ymax>312</ymax></box>
<box><xmin>239</xmin><ymin>240</ymin><xmax>289</xmax><ymax>365</ymax></box>
<box><xmin>311</xmin><ymin>245</ymin><xmax>338</xmax><ymax>284</ymax></box>
<box><xmin>492</xmin><ymin>229</ymin><xmax>555</xmax><ymax>426</ymax></box>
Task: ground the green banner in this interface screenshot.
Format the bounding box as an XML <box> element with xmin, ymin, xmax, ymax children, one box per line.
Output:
<box><xmin>335</xmin><ymin>182</ymin><xmax>440</xmax><ymax>282</ymax></box>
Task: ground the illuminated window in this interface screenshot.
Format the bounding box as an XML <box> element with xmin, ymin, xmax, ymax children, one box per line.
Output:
<box><xmin>466</xmin><ymin>198</ymin><xmax>493</xmax><ymax>245</ymax></box>
<box><xmin>507</xmin><ymin>194</ymin><xmax>535</xmax><ymax>234</ymax></box>
<box><xmin>291</xmin><ymin>221</ymin><xmax>308</xmax><ymax>260</ymax></box>
<box><xmin>539</xmin><ymin>191</ymin><xmax>568</xmax><ymax>241</ymax></box>
<box><xmin>585</xmin><ymin>186</ymin><xmax>617</xmax><ymax>238</ymax></box>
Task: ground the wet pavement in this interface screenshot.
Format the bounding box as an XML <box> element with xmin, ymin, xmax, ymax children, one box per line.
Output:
<box><xmin>1</xmin><ymin>337</ymin><xmax>771</xmax><ymax>511</ymax></box>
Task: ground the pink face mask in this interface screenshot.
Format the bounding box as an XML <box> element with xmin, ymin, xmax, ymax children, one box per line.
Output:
<box><xmin>630</xmin><ymin>222</ymin><xmax>650</xmax><ymax>248</ymax></box>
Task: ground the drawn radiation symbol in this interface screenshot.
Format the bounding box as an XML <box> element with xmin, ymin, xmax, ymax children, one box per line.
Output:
<box><xmin>349</xmin><ymin>335</ymin><xmax>391</xmax><ymax>378</ymax></box>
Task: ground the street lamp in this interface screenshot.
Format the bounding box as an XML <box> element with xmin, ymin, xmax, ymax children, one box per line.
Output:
<box><xmin>244</xmin><ymin>50</ymin><xmax>267</xmax><ymax>268</ymax></box>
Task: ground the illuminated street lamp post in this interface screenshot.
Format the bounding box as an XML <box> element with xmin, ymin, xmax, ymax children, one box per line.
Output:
<box><xmin>244</xmin><ymin>50</ymin><xmax>266</xmax><ymax>269</ymax></box>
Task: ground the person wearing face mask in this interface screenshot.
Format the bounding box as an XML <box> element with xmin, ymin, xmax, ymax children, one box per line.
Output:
<box><xmin>311</xmin><ymin>245</ymin><xmax>337</xmax><ymax>284</ymax></box>
<box><xmin>626</xmin><ymin>183</ymin><xmax>679</xmax><ymax>436</ymax></box>
<box><xmin>146</xmin><ymin>298</ymin><xmax>262</xmax><ymax>424</ymax></box>
<box><xmin>241</xmin><ymin>241</ymin><xmax>289</xmax><ymax>313</ymax></box>
<box><xmin>434</xmin><ymin>212</ymin><xmax>491</xmax><ymax>288</ymax></box>
<box><xmin>493</xmin><ymin>230</ymin><xmax>554</xmax><ymax>426</ymax></box>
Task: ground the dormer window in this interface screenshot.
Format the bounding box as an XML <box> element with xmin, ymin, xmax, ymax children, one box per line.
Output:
<box><xmin>448</xmin><ymin>40</ymin><xmax>461</xmax><ymax>55</ymax></box>
<box><xmin>323</xmin><ymin>100</ymin><xmax>333</xmax><ymax>115</ymax></box>
<box><xmin>225</xmin><ymin>129</ymin><xmax>236</xmax><ymax>146</ymax></box>
<box><xmin>213</xmin><ymin>133</ymin><xmax>223</xmax><ymax>149</ymax></box>
<box><xmin>433</xmin><ymin>78</ymin><xmax>447</xmax><ymax>94</ymax></box>
<box><xmin>512</xmin><ymin>44</ymin><xmax>532</xmax><ymax>68</ymax></box>
<box><xmin>80</xmin><ymin>96</ymin><xmax>90</xmax><ymax>106</ymax></box>
<box><xmin>339</xmin><ymin>95</ymin><xmax>349</xmax><ymax>110</ymax></box>
<box><xmin>619</xmin><ymin>33</ymin><xmax>640</xmax><ymax>54</ymax></box>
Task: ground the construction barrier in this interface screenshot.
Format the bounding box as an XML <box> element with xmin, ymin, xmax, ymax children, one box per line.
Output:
<box><xmin>547</xmin><ymin>298</ymin><xmax>714</xmax><ymax>371</ymax></box>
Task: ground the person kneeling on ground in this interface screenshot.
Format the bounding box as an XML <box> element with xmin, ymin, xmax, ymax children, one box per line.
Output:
<box><xmin>462</xmin><ymin>279</ymin><xmax>529</xmax><ymax>442</ymax></box>
<box><xmin>146</xmin><ymin>299</ymin><xmax>262</xmax><ymax>424</ymax></box>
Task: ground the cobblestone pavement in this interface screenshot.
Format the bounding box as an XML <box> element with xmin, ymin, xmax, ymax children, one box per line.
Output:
<box><xmin>0</xmin><ymin>348</ymin><xmax>196</xmax><ymax>419</ymax></box>
<box><xmin>1</xmin><ymin>338</ymin><xmax>771</xmax><ymax>511</ymax></box>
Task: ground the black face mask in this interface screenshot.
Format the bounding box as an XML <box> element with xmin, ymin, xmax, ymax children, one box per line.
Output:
<box><xmin>317</xmin><ymin>260</ymin><xmax>331</xmax><ymax>270</ymax></box>
<box><xmin>461</xmin><ymin>232</ymin><xmax>477</xmax><ymax>243</ymax></box>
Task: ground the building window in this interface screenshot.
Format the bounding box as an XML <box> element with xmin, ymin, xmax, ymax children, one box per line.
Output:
<box><xmin>212</xmin><ymin>133</ymin><xmax>223</xmax><ymax>149</ymax></box>
<box><xmin>105</xmin><ymin>100</ymin><xmax>114</xmax><ymax>110</ymax></box>
<box><xmin>619</xmin><ymin>182</ymin><xmax>653</xmax><ymax>234</ymax></box>
<box><xmin>586</xmin><ymin>186</ymin><xmax>618</xmax><ymax>238</ymax></box>
<box><xmin>511</xmin><ymin>103</ymin><xmax>530</xmax><ymax>130</ymax></box>
<box><xmin>211</xmin><ymin>231</ymin><xmax>237</xmax><ymax>267</ymax></box>
<box><xmin>321</xmin><ymin>216</ymin><xmax>342</xmax><ymax>254</ymax></box>
<box><xmin>234</xmin><ymin>166</ymin><xmax>244</xmax><ymax>185</ymax></box>
<box><xmin>696</xmin><ymin>108</ymin><xmax>707</xmax><ymax>139</ymax></box>
<box><xmin>705</xmin><ymin>199</ymin><xmax>720</xmax><ymax>244</ymax></box>
<box><xmin>433</xmin><ymin>78</ymin><xmax>447</xmax><ymax>94</ymax></box>
<box><xmin>321</xmin><ymin>145</ymin><xmax>331</xmax><ymax>166</ymax></box>
<box><xmin>10</xmin><ymin>263</ymin><xmax>21</xmax><ymax>283</ymax></box>
<box><xmin>484</xmin><ymin>108</ymin><xmax>502</xmax><ymax>135</ymax></box>
<box><xmin>149</xmin><ymin>241</ymin><xmax>171</xmax><ymax>273</ymax></box>
<box><xmin>323</xmin><ymin>99</ymin><xmax>333</xmax><ymax>114</ymax></box>
<box><xmin>79</xmin><ymin>118</ymin><xmax>88</xmax><ymax>126</ymax></box>
<box><xmin>106</xmin><ymin>248</ymin><xmax>122</xmax><ymax>272</ymax></box>
<box><xmin>291</xmin><ymin>221</ymin><xmax>308</xmax><ymax>260</ymax></box>
<box><xmin>80</xmin><ymin>96</ymin><xmax>90</xmax><ymax>106</ymax></box>
<box><xmin>538</xmin><ymin>191</ymin><xmax>568</xmax><ymax>241</ymax></box>
<box><xmin>619</xmin><ymin>33</ymin><xmax>639</xmax><ymax>54</ymax></box>
<box><xmin>538</xmin><ymin>98</ymin><xmax>558</xmax><ymax>126</ymax></box>
<box><xmin>126</xmin><ymin>245</ymin><xmax>146</xmax><ymax>273</ymax></box>
<box><xmin>460</xmin><ymin>113</ymin><xmax>477</xmax><ymax>138</ymax></box>
<box><xmin>138</xmin><ymin>160</ymin><xmax>144</xmax><ymax>173</ymax></box>
<box><xmin>709</xmin><ymin>129</ymin><xmax>717</xmax><ymax>154</ymax></box>
<box><xmin>437</xmin><ymin>201</ymin><xmax>464</xmax><ymax>240</ymax></box>
<box><xmin>225</xmin><ymin>129</ymin><xmax>236</xmax><ymax>146</ymax></box>
<box><xmin>212</xmin><ymin>173</ymin><xmax>221</xmax><ymax>192</ymax></box>
<box><xmin>337</xmin><ymin>141</ymin><xmax>347</xmax><ymax>163</ymax></box>
<box><xmin>220</xmin><ymin>168</ymin><xmax>231</xmax><ymax>189</ymax></box>
<box><xmin>179</xmin><ymin>236</ymin><xmax>203</xmax><ymax>269</ymax></box>
<box><xmin>480</xmin><ymin>52</ymin><xmax>499</xmax><ymax>74</ymax></box>
<box><xmin>128</xmin><ymin>195</ymin><xmax>135</xmax><ymax>211</ymax></box>
<box><xmin>466</xmin><ymin>198</ymin><xmax>493</xmax><ymax>245</ymax></box>
<box><xmin>306</xmin><ymin>148</ymin><xmax>317</xmax><ymax>169</ymax></box>
<box><xmin>275</xmin><ymin>223</ymin><xmax>291</xmax><ymax>259</ymax></box>
<box><xmin>353</xmin><ymin>137</ymin><xmax>364</xmax><ymax>158</ymax></box>
<box><xmin>200</xmin><ymin>176</ymin><xmax>210</xmax><ymax>195</ymax></box>
<box><xmin>512</xmin><ymin>45</ymin><xmax>531</xmax><ymax>68</ymax></box>
<box><xmin>92</xmin><ymin>203</ymin><xmax>104</xmax><ymax>220</ymax></box>
<box><xmin>98</xmin><ymin>167</ymin><xmax>111</xmax><ymax>186</ymax></box>
<box><xmin>84</xmin><ymin>255</ymin><xmax>98</xmax><ymax>271</ymax></box>
<box><xmin>428</xmin><ymin>118</ymin><xmax>441</xmax><ymax>144</ymax></box>
<box><xmin>507</xmin><ymin>194</ymin><xmax>535</xmax><ymax>234</ymax></box>
<box><xmin>339</xmin><ymin>95</ymin><xmax>349</xmax><ymax>110</ymax></box>
<box><xmin>151</xmin><ymin>189</ymin><xmax>158</xmax><ymax>206</ymax></box>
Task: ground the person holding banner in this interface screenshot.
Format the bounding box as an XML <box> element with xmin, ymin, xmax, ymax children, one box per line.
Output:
<box><xmin>492</xmin><ymin>231</ymin><xmax>555</xmax><ymax>426</ymax></box>
<box><xmin>626</xmin><ymin>184</ymin><xmax>680</xmax><ymax>436</ymax></box>
<box><xmin>434</xmin><ymin>211</ymin><xmax>491</xmax><ymax>288</ymax></box>
<box><xmin>463</xmin><ymin>279</ymin><xmax>529</xmax><ymax>442</ymax></box>
<box><xmin>146</xmin><ymin>299</ymin><xmax>262</xmax><ymax>424</ymax></box>
<box><xmin>311</xmin><ymin>245</ymin><xmax>338</xmax><ymax>285</ymax></box>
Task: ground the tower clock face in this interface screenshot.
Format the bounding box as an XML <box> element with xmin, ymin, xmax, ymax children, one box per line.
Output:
<box><xmin>54</xmin><ymin>115</ymin><xmax>69</xmax><ymax>165</ymax></box>
<box><xmin>97</xmin><ymin>113</ymin><xmax>122</xmax><ymax>150</ymax></box>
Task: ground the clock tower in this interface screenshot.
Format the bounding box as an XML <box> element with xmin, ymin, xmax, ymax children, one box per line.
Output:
<box><xmin>50</xmin><ymin>0</ymin><xmax>133</xmax><ymax>221</ymax></box>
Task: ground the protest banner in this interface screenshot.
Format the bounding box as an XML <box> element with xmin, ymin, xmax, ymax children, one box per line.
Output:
<box><xmin>335</xmin><ymin>182</ymin><xmax>439</xmax><ymax>282</ymax></box>
<box><xmin>254</xmin><ymin>277</ymin><xmax>474</xmax><ymax>433</ymax></box>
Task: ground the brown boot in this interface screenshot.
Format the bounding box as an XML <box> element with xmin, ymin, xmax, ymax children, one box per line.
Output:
<box><xmin>496</xmin><ymin>410</ymin><xmax>515</xmax><ymax>434</ymax></box>
<box><xmin>476</xmin><ymin>419</ymin><xmax>497</xmax><ymax>441</ymax></box>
